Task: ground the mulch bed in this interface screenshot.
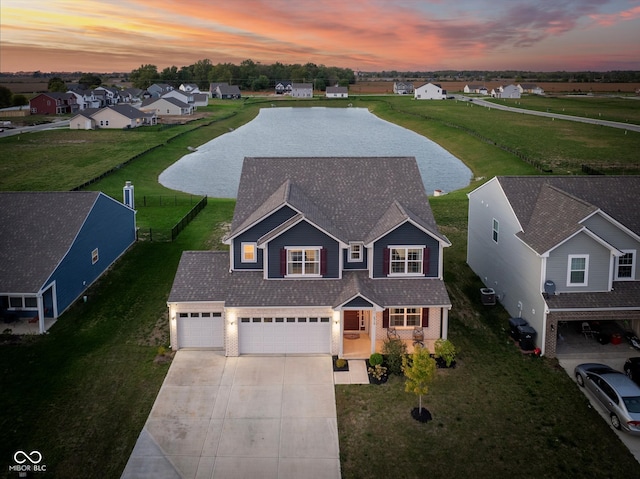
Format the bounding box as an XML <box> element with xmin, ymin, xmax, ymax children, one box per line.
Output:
<box><xmin>412</xmin><ymin>407</ymin><xmax>432</xmax><ymax>423</ymax></box>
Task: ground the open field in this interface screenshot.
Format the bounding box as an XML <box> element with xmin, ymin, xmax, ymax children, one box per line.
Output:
<box><xmin>350</xmin><ymin>80</ymin><xmax>640</xmax><ymax>95</ymax></box>
<box><xmin>1</xmin><ymin>97</ymin><xmax>639</xmax><ymax>478</ymax></box>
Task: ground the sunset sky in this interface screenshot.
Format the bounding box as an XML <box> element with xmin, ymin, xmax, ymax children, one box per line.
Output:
<box><xmin>1</xmin><ymin>0</ymin><xmax>639</xmax><ymax>73</ymax></box>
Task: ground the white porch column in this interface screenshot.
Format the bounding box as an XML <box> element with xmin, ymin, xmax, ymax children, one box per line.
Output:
<box><xmin>441</xmin><ymin>307</ymin><xmax>450</xmax><ymax>340</ymax></box>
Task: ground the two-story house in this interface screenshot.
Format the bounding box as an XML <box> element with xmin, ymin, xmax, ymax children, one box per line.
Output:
<box><xmin>414</xmin><ymin>83</ymin><xmax>447</xmax><ymax>100</ymax></box>
<box><xmin>167</xmin><ymin>157</ymin><xmax>452</xmax><ymax>357</ymax></box>
<box><xmin>29</xmin><ymin>92</ymin><xmax>78</xmax><ymax>115</ymax></box>
<box><xmin>467</xmin><ymin>176</ymin><xmax>640</xmax><ymax>357</ymax></box>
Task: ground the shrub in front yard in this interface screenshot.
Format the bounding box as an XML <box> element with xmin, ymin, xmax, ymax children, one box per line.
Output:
<box><xmin>434</xmin><ymin>338</ymin><xmax>457</xmax><ymax>368</ymax></box>
<box><xmin>382</xmin><ymin>337</ymin><xmax>407</xmax><ymax>375</ymax></box>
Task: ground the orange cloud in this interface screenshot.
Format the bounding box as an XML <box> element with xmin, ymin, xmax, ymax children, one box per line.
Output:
<box><xmin>1</xmin><ymin>0</ymin><xmax>639</xmax><ymax>72</ymax></box>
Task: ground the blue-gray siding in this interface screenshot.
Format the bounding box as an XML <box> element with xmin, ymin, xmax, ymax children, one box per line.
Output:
<box><xmin>372</xmin><ymin>222</ymin><xmax>439</xmax><ymax>278</ymax></box>
<box><xmin>267</xmin><ymin>220</ymin><xmax>340</xmax><ymax>278</ymax></box>
<box><xmin>343</xmin><ymin>247</ymin><xmax>368</xmax><ymax>270</ymax></box>
<box><xmin>45</xmin><ymin>194</ymin><xmax>136</xmax><ymax>314</ymax></box>
<box><xmin>546</xmin><ymin>232</ymin><xmax>611</xmax><ymax>293</ymax></box>
<box><xmin>233</xmin><ymin>206</ymin><xmax>297</xmax><ymax>270</ymax></box>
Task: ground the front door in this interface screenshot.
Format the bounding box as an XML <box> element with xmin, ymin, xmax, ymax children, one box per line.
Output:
<box><xmin>344</xmin><ymin>310</ymin><xmax>360</xmax><ymax>331</ymax></box>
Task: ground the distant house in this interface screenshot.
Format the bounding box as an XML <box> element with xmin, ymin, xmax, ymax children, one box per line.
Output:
<box><xmin>219</xmin><ymin>84</ymin><xmax>242</xmax><ymax>99</ymax></box>
<box><xmin>93</xmin><ymin>86</ymin><xmax>120</xmax><ymax>105</ymax></box>
<box><xmin>209</xmin><ymin>82</ymin><xmax>228</xmax><ymax>98</ymax></box>
<box><xmin>393</xmin><ymin>82</ymin><xmax>414</xmax><ymax>95</ymax></box>
<box><xmin>275</xmin><ymin>81</ymin><xmax>293</xmax><ymax>95</ymax></box>
<box><xmin>467</xmin><ymin>176</ymin><xmax>640</xmax><ymax>357</ymax></box>
<box><xmin>325</xmin><ymin>86</ymin><xmax>348</xmax><ymax>98</ymax></box>
<box><xmin>464</xmin><ymin>84</ymin><xmax>485</xmax><ymax>94</ymax></box>
<box><xmin>29</xmin><ymin>92</ymin><xmax>78</xmax><ymax>115</ymax></box>
<box><xmin>414</xmin><ymin>82</ymin><xmax>446</xmax><ymax>100</ymax></box>
<box><xmin>163</xmin><ymin>89</ymin><xmax>194</xmax><ymax>105</ymax></box>
<box><xmin>147</xmin><ymin>83</ymin><xmax>174</xmax><ymax>98</ymax></box>
<box><xmin>69</xmin><ymin>105</ymin><xmax>156</xmax><ymax>129</ymax></box>
<box><xmin>518</xmin><ymin>83</ymin><xmax>544</xmax><ymax>95</ymax></box>
<box><xmin>140</xmin><ymin>97</ymin><xmax>194</xmax><ymax>116</ymax></box>
<box><xmin>180</xmin><ymin>83</ymin><xmax>200</xmax><ymax>94</ymax></box>
<box><xmin>67</xmin><ymin>89</ymin><xmax>101</xmax><ymax>110</ymax></box>
<box><xmin>291</xmin><ymin>83</ymin><xmax>313</xmax><ymax>98</ymax></box>
<box><xmin>494</xmin><ymin>84</ymin><xmax>521</xmax><ymax>99</ymax></box>
<box><xmin>192</xmin><ymin>93</ymin><xmax>209</xmax><ymax>107</ymax></box>
<box><xmin>0</xmin><ymin>191</ymin><xmax>136</xmax><ymax>333</ymax></box>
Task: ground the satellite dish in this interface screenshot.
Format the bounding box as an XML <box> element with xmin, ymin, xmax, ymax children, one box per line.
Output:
<box><xmin>544</xmin><ymin>280</ymin><xmax>556</xmax><ymax>296</ymax></box>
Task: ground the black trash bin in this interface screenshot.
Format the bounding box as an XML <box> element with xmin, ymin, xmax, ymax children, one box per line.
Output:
<box><xmin>517</xmin><ymin>325</ymin><xmax>537</xmax><ymax>351</ymax></box>
<box><xmin>509</xmin><ymin>317</ymin><xmax>528</xmax><ymax>341</ymax></box>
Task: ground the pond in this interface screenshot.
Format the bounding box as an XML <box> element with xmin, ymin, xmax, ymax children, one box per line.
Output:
<box><xmin>159</xmin><ymin>107</ymin><xmax>472</xmax><ymax>198</ymax></box>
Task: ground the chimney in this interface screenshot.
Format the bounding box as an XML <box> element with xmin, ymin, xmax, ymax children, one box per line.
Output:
<box><xmin>123</xmin><ymin>181</ymin><xmax>135</xmax><ymax>209</ymax></box>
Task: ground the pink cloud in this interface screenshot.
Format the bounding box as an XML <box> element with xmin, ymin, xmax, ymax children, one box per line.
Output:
<box><xmin>590</xmin><ymin>5</ymin><xmax>640</xmax><ymax>26</ymax></box>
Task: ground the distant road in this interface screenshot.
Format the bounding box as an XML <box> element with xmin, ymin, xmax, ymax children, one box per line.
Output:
<box><xmin>454</xmin><ymin>95</ymin><xmax>640</xmax><ymax>133</ymax></box>
<box><xmin>0</xmin><ymin>120</ymin><xmax>70</xmax><ymax>138</ymax></box>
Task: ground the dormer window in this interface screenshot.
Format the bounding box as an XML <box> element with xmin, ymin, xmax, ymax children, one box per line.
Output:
<box><xmin>241</xmin><ymin>242</ymin><xmax>257</xmax><ymax>263</ymax></box>
<box><xmin>349</xmin><ymin>243</ymin><xmax>363</xmax><ymax>262</ymax></box>
<box><xmin>383</xmin><ymin>245</ymin><xmax>430</xmax><ymax>276</ymax></box>
<box><xmin>285</xmin><ymin>247</ymin><xmax>321</xmax><ymax>276</ymax></box>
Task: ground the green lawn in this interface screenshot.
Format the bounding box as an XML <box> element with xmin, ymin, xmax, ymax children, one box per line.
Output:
<box><xmin>1</xmin><ymin>96</ymin><xmax>639</xmax><ymax>478</ymax></box>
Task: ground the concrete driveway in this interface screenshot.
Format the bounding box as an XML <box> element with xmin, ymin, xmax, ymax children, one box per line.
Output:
<box><xmin>121</xmin><ymin>352</ymin><xmax>341</xmax><ymax>479</ymax></box>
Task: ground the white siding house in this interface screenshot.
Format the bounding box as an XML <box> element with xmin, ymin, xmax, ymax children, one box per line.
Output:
<box><xmin>414</xmin><ymin>83</ymin><xmax>446</xmax><ymax>100</ymax></box>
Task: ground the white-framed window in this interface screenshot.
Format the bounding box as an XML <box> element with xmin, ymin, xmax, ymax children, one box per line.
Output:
<box><xmin>349</xmin><ymin>243</ymin><xmax>363</xmax><ymax>262</ymax></box>
<box><xmin>91</xmin><ymin>248</ymin><xmax>99</xmax><ymax>264</ymax></box>
<box><xmin>616</xmin><ymin>250</ymin><xmax>636</xmax><ymax>280</ymax></box>
<box><xmin>286</xmin><ymin>247</ymin><xmax>321</xmax><ymax>276</ymax></box>
<box><xmin>389</xmin><ymin>246</ymin><xmax>423</xmax><ymax>275</ymax></box>
<box><xmin>567</xmin><ymin>254</ymin><xmax>589</xmax><ymax>286</ymax></box>
<box><xmin>389</xmin><ymin>307</ymin><xmax>421</xmax><ymax>327</ymax></box>
<box><xmin>8</xmin><ymin>296</ymin><xmax>38</xmax><ymax>309</ymax></box>
<box><xmin>241</xmin><ymin>242</ymin><xmax>257</xmax><ymax>263</ymax></box>
<box><xmin>492</xmin><ymin>218</ymin><xmax>499</xmax><ymax>243</ymax></box>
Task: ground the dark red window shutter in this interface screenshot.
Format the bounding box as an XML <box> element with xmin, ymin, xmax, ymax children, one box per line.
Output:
<box><xmin>320</xmin><ymin>248</ymin><xmax>327</xmax><ymax>276</ymax></box>
<box><xmin>383</xmin><ymin>247</ymin><xmax>390</xmax><ymax>275</ymax></box>
<box><xmin>421</xmin><ymin>308</ymin><xmax>429</xmax><ymax>327</ymax></box>
<box><xmin>423</xmin><ymin>247</ymin><xmax>430</xmax><ymax>275</ymax></box>
<box><xmin>280</xmin><ymin>248</ymin><xmax>286</xmax><ymax>276</ymax></box>
<box><xmin>382</xmin><ymin>309</ymin><xmax>389</xmax><ymax>328</ymax></box>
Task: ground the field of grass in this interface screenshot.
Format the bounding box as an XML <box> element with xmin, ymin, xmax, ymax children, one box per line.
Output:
<box><xmin>484</xmin><ymin>95</ymin><xmax>640</xmax><ymax>125</ymax></box>
<box><xmin>1</xmin><ymin>96</ymin><xmax>639</xmax><ymax>478</ymax></box>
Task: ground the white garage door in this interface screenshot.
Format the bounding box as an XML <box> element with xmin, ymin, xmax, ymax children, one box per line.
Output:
<box><xmin>239</xmin><ymin>316</ymin><xmax>331</xmax><ymax>354</ymax></box>
<box><xmin>177</xmin><ymin>312</ymin><xmax>224</xmax><ymax>348</ymax></box>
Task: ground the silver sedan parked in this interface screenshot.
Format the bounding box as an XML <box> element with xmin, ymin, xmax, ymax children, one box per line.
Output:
<box><xmin>575</xmin><ymin>363</ymin><xmax>640</xmax><ymax>435</ymax></box>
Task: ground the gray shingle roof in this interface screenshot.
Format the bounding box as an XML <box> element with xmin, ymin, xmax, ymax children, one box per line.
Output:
<box><xmin>545</xmin><ymin>281</ymin><xmax>640</xmax><ymax>310</ymax></box>
<box><xmin>230</xmin><ymin>157</ymin><xmax>449</xmax><ymax>245</ymax></box>
<box><xmin>498</xmin><ymin>176</ymin><xmax>640</xmax><ymax>253</ymax></box>
<box><xmin>168</xmin><ymin>251</ymin><xmax>451</xmax><ymax>308</ymax></box>
<box><xmin>0</xmin><ymin>192</ymin><xmax>100</xmax><ymax>293</ymax></box>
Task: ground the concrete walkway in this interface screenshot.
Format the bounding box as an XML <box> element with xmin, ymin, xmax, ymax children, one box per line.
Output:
<box><xmin>121</xmin><ymin>352</ymin><xmax>341</xmax><ymax>479</ymax></box>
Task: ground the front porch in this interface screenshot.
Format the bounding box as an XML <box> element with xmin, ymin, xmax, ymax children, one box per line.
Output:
<box><xmin>341</xmin><ymin>331</ymin><xmax>435</xmax><ymax>359</ymax></box>
<box><xmin>1</xmin><ymin>315</ymin><xmax>57</xmax><ymax>335</ymax></box>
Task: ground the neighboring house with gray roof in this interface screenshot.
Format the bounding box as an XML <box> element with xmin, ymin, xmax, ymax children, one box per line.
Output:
<box><xmin>291</xmin><ymin>83</ymin><xmax>313</xmax><ymax>98</ymax></box>
<box><xmin>168</xmin><ymin>157</ymin><xmax>452</xmax><ymax>356</ymax></box>
<box><xmin>140</xmin><ymin>97</ymin><xmax>194</xmax><ymax>116</ymax></box>
<box><xmin>0</xmin><ymin>192</ymin><xmax>136</xmax><ymax>333</ymax></box>
<box><xmin>467</xmin><ymin>176</ymin><xmax>640</xmax><ymax>357</ymax></box>
<box><xmin>326</xmin><ymin>86</ymin><xmax>348</xmax><ymax>98</ymax></box>
<box><xmin>70</xmin><ymin>105</ymin><xmax>157</xmax><ymax>129</ymax></box>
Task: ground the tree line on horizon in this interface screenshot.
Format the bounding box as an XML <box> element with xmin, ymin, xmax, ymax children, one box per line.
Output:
<box><xmin>128</xmin><ymin>59</ymin><xmax>356</xmax><ymax>91</ymax></box>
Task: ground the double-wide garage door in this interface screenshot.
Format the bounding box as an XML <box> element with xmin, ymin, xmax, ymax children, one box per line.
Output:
<box><xmin>177</xmin><ymin>312</ymin><xmax>224</xmax><ymax>348</ymax></box>
<box><xmin>239</xmin><ymin>316</ymin><xmax>331</xmax><ymax>354</ymax></box>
